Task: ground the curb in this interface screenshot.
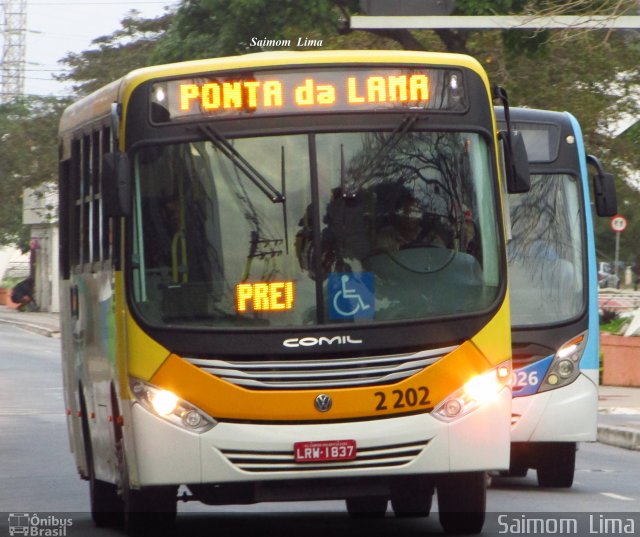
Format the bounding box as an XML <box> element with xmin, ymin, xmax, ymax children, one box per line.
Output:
<box><xmin>597</xmin><ymin>425</ymin><xmax>640</xmax><ymax>451</ymax></box>
<box><xmin>0</xmin><ymin>318</ymin><xmax>60</xmax><ymax>338</ymax></box>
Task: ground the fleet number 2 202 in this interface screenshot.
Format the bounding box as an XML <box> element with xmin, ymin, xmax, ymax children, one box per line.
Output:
<box><xmin>374</xmin><ymin>386</ymin><xmax>430</xmax><ymax>411</ymax></box>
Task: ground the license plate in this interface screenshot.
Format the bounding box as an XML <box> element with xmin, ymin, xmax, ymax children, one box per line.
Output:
<box><xmin>294</xmin><ymin>439</ymin><xmax>357</xmax><ymax>463</ymax></box>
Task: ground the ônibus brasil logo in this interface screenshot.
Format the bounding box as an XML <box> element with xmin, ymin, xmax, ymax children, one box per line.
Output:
<box><xmin>8</xmin><ymin>514</ymin><xmax>73</xmax><ymax>536</ymax></box>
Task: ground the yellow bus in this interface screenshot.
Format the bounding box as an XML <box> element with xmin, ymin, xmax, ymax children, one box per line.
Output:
<box><xmin>58</xmin><ymin>50</ymin><xmax>527</xmax><ymax>535</ymax></box>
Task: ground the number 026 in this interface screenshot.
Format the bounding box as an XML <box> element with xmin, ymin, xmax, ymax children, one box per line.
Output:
<box><xmin>514</xmin><ymin>371</ymin><xmax>539</xmax><ymax>387</ymax></box>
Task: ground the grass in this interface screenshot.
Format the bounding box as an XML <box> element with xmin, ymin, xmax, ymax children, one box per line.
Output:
<box><xmin>600</xmin><ymin>316</ymin><xmax>627</xmax><ymax>334</ymax></box>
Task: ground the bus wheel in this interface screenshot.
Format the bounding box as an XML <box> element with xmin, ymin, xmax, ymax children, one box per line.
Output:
<box><xmin>506</xmin><ymin>464</ymin><xmax>528</xmax><ymax>478</ymax></box>
<box><xmin>500</xmin><ymin>459</ymin><xmax>528</xmax><ymax>478</ymax></box>
<box><xmin>89</xmin><ymin>470</ymin><xmax>123</xmax><ymax>528</ymax></box>
<box><xmin>79</xmin><ymin>392</ymin><xmax>123</xmax><ymax>527</ymax></box>
<box><xmin>345</xmin><ymin>496</ymin><xmax>388</xmax><ymax>518</ymax></box>
<box><xmin>437</xmin><ymin>472</ymin><xmax>486</xmax><ymax>535</ymax></box>
<box><xmin>122</xmin><ymin>484</ymin><xmax>178</xmax><ymax>537</ymax></box>
<box><xmin>119</xmin><ymin>452</ymin><xmax>177</xmax><ymax>537</ymax></box>
<box><xmin>391</xmin><ymin>477</ymin><xmax>433</xmax><ymax>517</ymax></box>
<box><xmin>536</xmin><ymin>442</ymin><xmax>576</xmax><ymax>488</ymax></box>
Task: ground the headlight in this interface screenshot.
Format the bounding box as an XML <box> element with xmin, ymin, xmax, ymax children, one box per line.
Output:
<box><xmin>538</xmin><ymin>331</ymin><xmax>586</xmax><ymax>393</ymax></box>
<box><xmin>433</xmin><ymin>362</ymin><xmax>511</xmax><ymax>422</ymax></box>
<box><xmin>130</xmin><ymin>378</ymin><xmax>216</xmax><ymax>433</ymax></box>
<box><xmin>556</xmin><ymin>359</ymin><xmax>575</xmax><ymax>379</ymax></box>
<box><xmin>149</xmin><ymin>389</ymin><xmax>179</xmax><ymax>416</ymax></box>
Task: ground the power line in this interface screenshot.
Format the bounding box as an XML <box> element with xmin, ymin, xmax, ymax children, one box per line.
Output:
<box><xmin>24</xmin><ymin>76</ymin><xmax>58</xmax><ymax>81</ymax></box>
<box><xmin>28</xmin><ymin>1</ymin><xmax>173</xmax><ymax>5</ymax></box>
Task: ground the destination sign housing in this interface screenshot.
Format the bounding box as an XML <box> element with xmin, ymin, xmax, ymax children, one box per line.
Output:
<box><xmin>150</xmin><ymin>66</ymin><xmax>466</xmax><ymax>122</ymax></box>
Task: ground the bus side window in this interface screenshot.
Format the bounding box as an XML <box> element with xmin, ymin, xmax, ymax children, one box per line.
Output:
<box><xmin>59</xmin><ymin>157</ymin><xmax>71</xmax><ymax>280</ymax></box>
<box><xmin>70</xmin><ymin>139</ymin><xmax>81</xmax><ymax>270</ymax></box>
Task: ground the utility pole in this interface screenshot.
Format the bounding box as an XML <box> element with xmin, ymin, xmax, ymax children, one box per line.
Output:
<box><xmin>1</xmin><ymin>0</ymin><xmax>27</xmax><ymax>103</ymax></box>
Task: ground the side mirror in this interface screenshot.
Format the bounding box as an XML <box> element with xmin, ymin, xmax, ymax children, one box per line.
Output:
<box><xmin>102</xmin><ymin>152</ymin><xmax>131</xmax><ymax>217</ymax></box>
<box><xmin>501</xmin><ymin>130</ymin><xmax>530</xmax><ymax>194</ymax></box>
<box><xmin>587</xmin><ymin>155</ymin><xmax>617</xmax><ymax>217</ymax></box>
<box><xmin>594</xmin><ymin>172</ymin><xmax>617</xmax><ymax>217</ymax></box>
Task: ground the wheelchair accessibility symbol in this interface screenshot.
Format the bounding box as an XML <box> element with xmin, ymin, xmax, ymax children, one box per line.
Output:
<box><xmin>328</xmin><ymin>272</ymin><xmax>375</xmax><ymax>320</ymax></box>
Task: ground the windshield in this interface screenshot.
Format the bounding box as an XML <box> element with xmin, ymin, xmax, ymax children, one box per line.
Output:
<box><xmin>131</xmin><ymin>128</ymin><xmax>501</xmax><ymax>328</ymax></box>
<box><xmin>508</xmin><ymin>173</ymin><xmax>584</xmax><ymax>326</ymax></box>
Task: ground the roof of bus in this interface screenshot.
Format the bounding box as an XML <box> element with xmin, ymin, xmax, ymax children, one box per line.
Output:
<box><xmin>495</xmin><ymin>106</ymin><xmax>574</xmax><ymax>126</ymax></box>
<box><xmin>58</xmin><ymin>50</ymin><xmax>489</xmax><ymax>136</ymax></box>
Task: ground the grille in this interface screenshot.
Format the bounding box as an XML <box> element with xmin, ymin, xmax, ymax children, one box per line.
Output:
<box><xmin>220</xmin><ymin>440</ymin><xmax>429</xmax><ymax>473</ymax></box>
<box><xmin>185</xmin><ymin>345</ymin><xmax>456</xmax><ymax>390</ymax></box>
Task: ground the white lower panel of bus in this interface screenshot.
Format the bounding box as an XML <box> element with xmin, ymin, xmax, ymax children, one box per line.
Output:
<box><xmin>510</xmin><ymin>373</ymin><xmax>598</xmax><ymax>443</ymax></box>
<box><xmin>130</xmin><ymin>388</ymin><xmax>510</xmax><ymax>487</ymax></box>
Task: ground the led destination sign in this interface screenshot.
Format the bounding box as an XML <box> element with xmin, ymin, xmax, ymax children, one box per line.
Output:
<box><xmin>151</xmin><ymin>67</ymin><xmax>466</xmax><ymax>122</ymax></box>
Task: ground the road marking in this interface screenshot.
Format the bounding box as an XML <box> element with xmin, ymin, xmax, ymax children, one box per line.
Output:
<box><xmin>601</xmin><ymin>492</ymin><xmax>634</xmax><ymax>501</ymax></box>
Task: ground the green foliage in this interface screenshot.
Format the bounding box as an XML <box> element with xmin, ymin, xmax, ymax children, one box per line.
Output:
<box><xmin>501</xmin><ymin>29</ymin><xmax>551</xmax><ymax>58</ymax></box>
<box><xmin>5</xmin><ymin>0</ymin><xmax>640</xmax><ymax>264</ymax></box>
<box><xmin>600</xmin><ymin>313</ymin><xmax>626</xmax><ymax>335</ymax></box>
<box><xmin>624</xmin><ymin>121</ymin><xmax>640</xmax><ymax>147</ymax></box>
<box><xmin>56</xmin><ymin>10</ymin><xmax>173</xmax><ymax>96</ymax></box>
<box><xmin>454</xmin><ymin>0</ymin><xmax>515</xmax><ymax>15</ymax></box>
<box><xmin>481</xmin><ymin>25</ymin><xmax>640</xmax><ymax>265</ymax></box>
<box><xmin>0</xmin><ymin>275</ymin><xmax>22</xmax><ymax>289</ymax></box>
<box><xmin>150</xmin><ymin>0</ymin><xmax>542</xmax><ymax>61</ymax></box>
<box><xmin>151</xmin><ymin>0</ymin><xmax>342</xmax><ymax>63</ymax></box>
<box><xmin>0</xmin><ymin>97</ymin><xmax>68</xmax><ymax>249</ymax></box>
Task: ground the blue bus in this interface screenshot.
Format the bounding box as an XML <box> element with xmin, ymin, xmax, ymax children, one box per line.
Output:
<box><xmin>497</xmin><ymin>107</ymin><xmax>616</xmax><ymax>487</ymax></box>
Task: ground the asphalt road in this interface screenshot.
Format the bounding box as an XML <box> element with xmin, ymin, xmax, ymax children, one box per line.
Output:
<box><xmin>0</xmin><ymin>323</ymin><xmax>638</xmax><ymax>537</ymax></box>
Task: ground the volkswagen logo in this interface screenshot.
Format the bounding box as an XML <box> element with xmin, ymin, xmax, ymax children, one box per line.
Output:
<box><xmin>314</xmin><ymin>394</ymin><xmax>332</xmax><ymax>412</ymax></box>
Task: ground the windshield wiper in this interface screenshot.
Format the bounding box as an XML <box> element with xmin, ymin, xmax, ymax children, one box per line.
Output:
<box><xmin>343</xmin><ymin>114</ymin><xmax>420</xmax><ymax>199</ymax></box>
<box><xmin>198</xmin><ymin>125</ymin><xmax>285</xmax><ymax>203</ymax></box>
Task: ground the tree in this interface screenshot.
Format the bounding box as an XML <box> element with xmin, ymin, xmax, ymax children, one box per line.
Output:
<box><xmin>151</xmin><ymin>0</ymin><xmax>354</xmax><ymax>62</ymax></box>
<box><xmin>53</xmin><ymin>0</ymin><xmax>640</xmax><ymax>264</ymax></box>
<box><xmin>150</xmin><ymin>0</ymin><xmax>580</xmax><ymax>61</ymax></box>
<box><xmin>56</xmin><ymin>10</ymin><xmax>173</xmax><ymax>96</ymax></box>
<box><xmin>0</xmin><ymin>10</ymin><xmax>176</xmax><ymax>250</ymax></box>
<box><xmin>0</xmin><ymin>97</ymin><xmax>68</xmax><ymax>249</ymax></box>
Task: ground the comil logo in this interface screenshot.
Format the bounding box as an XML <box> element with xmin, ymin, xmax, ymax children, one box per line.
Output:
<box><xmin>8</xmin><ymin>514</ymin><xmax>73</xmax><ymax>536</ymax></box>
<box><xmin>283</xmin><ymin>335</ymin><xmax>363</xmax><ymax>348</ymax></box>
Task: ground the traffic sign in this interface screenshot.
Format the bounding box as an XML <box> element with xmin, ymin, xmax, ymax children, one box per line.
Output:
<box><xmin>610</xmin><ymin>215</ymin><xmax>627</xmax><ymax>232</ymax></box>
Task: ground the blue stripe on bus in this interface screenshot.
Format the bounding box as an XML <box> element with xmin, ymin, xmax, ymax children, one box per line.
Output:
<box><xmin>566</xmin><ymin>113</ymin><xmax>599</xmax><ymax>371</ymax></box>
<box><xmin>512</xmin><ymin>355</ymin><xmax>554</xmax><ymax>397</ymax></box>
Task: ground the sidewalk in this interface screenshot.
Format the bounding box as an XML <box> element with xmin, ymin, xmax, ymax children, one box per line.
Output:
<box><xmin>0</xmin><ymin>304</ymin><xmax>638</xmax><ymax>451</ymax></box>
<box><xmin>597</xmin><ymin>385</ymin><xmax>640</xmax><ymax>451</ymax></box>
<box><xmin>0</xmin><ymin>304</ymin><xmax>60</xmax><ymax>338</ymax></box>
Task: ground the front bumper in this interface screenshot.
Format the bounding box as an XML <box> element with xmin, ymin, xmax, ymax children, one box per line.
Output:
<box><xmin>511</xmin><ymin>373</ymin><xmax>598</xmax><ymax>442</ymax></box>
<box><xmin>129</xmin><ymin>387</ymin><xmax>511</xmax><ymax>490</ymax></box>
